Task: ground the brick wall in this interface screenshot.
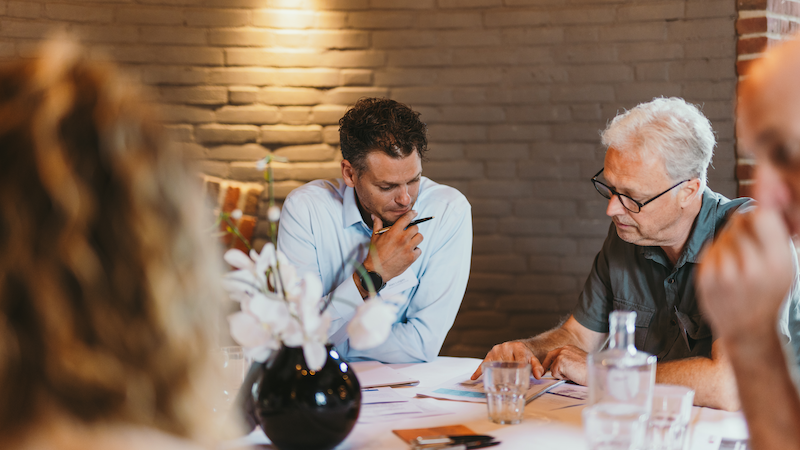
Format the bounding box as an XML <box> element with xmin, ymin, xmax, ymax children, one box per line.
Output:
<box><xmin>0</xmin><ymin>0</ymin><xmax>739</xmax><ymax>358</ymax></box>
<box><xmin>735</xmin><ymin>0</ymin><xmax>800</xmax><ymax>197</ymax></box>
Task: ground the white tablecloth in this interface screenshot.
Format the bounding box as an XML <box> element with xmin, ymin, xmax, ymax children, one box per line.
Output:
<box><xmin>232</xmin><ymin>356</ymin><xmax>749</xmax><ymax>450</ymax></box>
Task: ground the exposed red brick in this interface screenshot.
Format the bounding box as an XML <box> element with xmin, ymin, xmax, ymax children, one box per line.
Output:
<box><xmin>736</xmin><ymin>17</ymin><xmax>767</xmax><ymax>34</ymax></box>
<box><xmin>737</xmin><ymin>58</ymin><xmax>761</xmax><ymax>76</ymax></box>
<box><xmin>736</xmin><ymin>162</ymin><xmax>756</xmax><ymax>181</ymax></box>
<box><xmin>218</xmin><ymin>186</ymin><xmax>241</xmax><ymax>246</ymax></box>
<box><xmin>221</xmin><ymin>186</ymin><xmax>240</xmax><ymax>213</ymax></box>
<box><xmin>243</xmin><ymin>187</ymin><xmax>263</xmax><ymax>216</ymax></box>
<box><xmin>738</xmin><ymin>183</ymin><xmax>755</xmax><ymax>198</ymax></box>
<box><xmin>232</xmin><ymin>215</ymin><xmax>257</xmax><ymax>253</ymax></box>
<box><xmin>738</xmin><ymin>36</ymin><xmax>768</xmax><ymax>55</ymax></box>
<box><xmin>738</xmin><ymin>0</ymin><xmax>767</xmax><ymax>10</ymax></box>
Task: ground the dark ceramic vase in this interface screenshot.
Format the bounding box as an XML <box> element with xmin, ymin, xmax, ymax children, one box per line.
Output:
<box><xmin>253</xmin><ymin>345</ymin><xmax>361</xmax><ymax>450</ymax></box>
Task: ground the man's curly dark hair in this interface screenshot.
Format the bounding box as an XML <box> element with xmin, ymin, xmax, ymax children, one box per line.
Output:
<box><xmin>339</xmin><ymin>97</ymin><xmax>428</xmax><ymax>174</ymax></box>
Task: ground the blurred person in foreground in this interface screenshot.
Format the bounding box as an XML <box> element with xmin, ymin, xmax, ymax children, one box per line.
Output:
<box><xmin>474</xmin><ymin>97</ymin><xmax>800</xmax><ymax>410</ymax></box>
<box><xmin>0</xmin><ymin>41</ymin><xmax>225</xmax><ymax>449</ymax></box>
<box><xmin>697</xmin><ymin>36</ymin><xmax>800</xmax><ymax>448</ymax></box>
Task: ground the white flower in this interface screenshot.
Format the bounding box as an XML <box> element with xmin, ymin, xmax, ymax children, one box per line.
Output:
<box><xmin>247</xmin><ymin>291</ymin><xmax>291</xmax><ymax>331</ymax></box>
<box><xmin>228</xmin><ymin>311</ymin><xmax>280</xmax><ymax>363</ymax></box>
<box><xmin>230</xmin><ymin>209</ymin><xmax>243</xmax><ymax>220</ymax></box>
<box><xmin>223</xmin><ymin>243</ymin><xmax>337</xmax><ymax>371</ymax></box>
<box><xmin>224</xmin><ymin>248</ymin><xmax>254</xmax><ymax>271</ymax></box>
<box><xmin>256</xmin><ymin>158</ymin><xmax>267</xmax><ymax>171</ymax></box>
<box><xmin>303</xmin><ymin>341</ymin><xmax>328</xmax><ymax>372</ymax></box>
<box><xmin>347</xmin><ymin>297</ymin><xmax>399</xmax><ymax>350</ymax></box>
<box><xmin>267</xmin><ymin>205</ymin><xmax>281</xmax><ymax>222</ymax></box>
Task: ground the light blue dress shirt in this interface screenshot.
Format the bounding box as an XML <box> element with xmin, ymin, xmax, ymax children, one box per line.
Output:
<box><xmin>277</xmin><ymin>177</ymin><xmax>472</xmax><ymax>363</ymax></box>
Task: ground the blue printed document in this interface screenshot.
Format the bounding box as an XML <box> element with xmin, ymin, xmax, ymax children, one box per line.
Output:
<box><xmin>417</xmin><ymin>374</ymin><xmax>565</xmax><ymax>404</ymax></box>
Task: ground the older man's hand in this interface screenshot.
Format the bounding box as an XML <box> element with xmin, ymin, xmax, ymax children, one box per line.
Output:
<box><xmin>697</xmin><ymin>209</ymin><xmax>795</xmax><ymax>342</ymax></box>
<box><xmin>541</xmin><ymin>345</ymin><xmax>589</xmax><ymax>386</ymax></box>
<box><xmin>470</xmin><ymin>341</ymin><xmax>544</xmax><ymax>380</ymax></box>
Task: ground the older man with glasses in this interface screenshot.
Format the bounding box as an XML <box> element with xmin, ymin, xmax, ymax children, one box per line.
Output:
<box><xmin>473</xmin><ymin>97</ymin><xmax>800</xmax><ymax>411</ymax></box>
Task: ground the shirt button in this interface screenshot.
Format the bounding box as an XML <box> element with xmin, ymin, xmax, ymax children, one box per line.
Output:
<box><xmin>668</xmin><ymin>278</ymin><xmax>675</xmax><ymax>284</ymax></box>
<box><xmin>671</xmin><ymin>319</ymin><xmax>677</xmax><ymax>326</ymax></box>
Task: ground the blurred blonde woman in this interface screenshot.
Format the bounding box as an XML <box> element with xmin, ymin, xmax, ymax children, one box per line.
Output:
<box><xmin>0</xmin><ymin>41</ymin><xmax>224</xmax><ymax>450</ymax></box>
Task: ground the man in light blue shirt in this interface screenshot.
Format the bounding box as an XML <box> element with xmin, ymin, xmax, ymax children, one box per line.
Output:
<box><xmin>277</xmin><ymin>98</ymin><xmax>472</xmax><ymax>363</ymax></box>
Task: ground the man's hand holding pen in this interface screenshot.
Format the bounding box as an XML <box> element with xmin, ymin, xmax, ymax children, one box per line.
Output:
<box><xmin>355</xmin><ymin>211</ymin><xmax>426</xmax><ymax>298</ymax></box>
<box><xmin>374</xmin><ymin>216</ymin><xmax>434</xmax><ymax>235</ymax></box>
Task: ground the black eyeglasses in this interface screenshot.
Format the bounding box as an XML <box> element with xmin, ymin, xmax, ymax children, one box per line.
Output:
<box><xmin>591</xmin><ymin>168</ymin><xmax>689</xmax><ymax>213</ymax></box>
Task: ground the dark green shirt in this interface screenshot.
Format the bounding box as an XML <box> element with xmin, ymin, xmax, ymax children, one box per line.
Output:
<box><xmin>573</xmin><ymin>188</ymin><xmax>799</xmax><ymax>362</ymax></box>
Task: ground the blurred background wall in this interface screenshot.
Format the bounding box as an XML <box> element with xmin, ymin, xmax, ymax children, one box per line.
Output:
<box><xmin>0</xmin><ymin>0</ymin><xmax>762</xmax><ymax>357</ymax></box>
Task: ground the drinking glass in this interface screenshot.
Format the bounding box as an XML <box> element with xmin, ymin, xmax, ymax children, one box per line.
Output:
<box><xmin>482</xmin><ymin>361</ymin><xmax>531</xmax><ymax>424</ymax></box>
<box><xmin>647</xmin><ymin>384</ymin><xmax>694</xmax><ymax>450</ymax></box>
<box><xmin>213</xmin><ymin>346</ymin><xmax>248</xmax><ymax>414</ymax></box>
<box><xmin>583</xmin><ymin>403</ymin><xmax>650</xmax><ymax>450</ymax></box>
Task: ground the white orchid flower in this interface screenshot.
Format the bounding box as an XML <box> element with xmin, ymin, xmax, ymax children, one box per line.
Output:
<box><xmin>267</xmin><ymin>205</ymin><xmax>281</xmax><ymax>222</ymax></box>
<box><xmin>222</xmin><ymin>269</ymin><xmax>260</xmax><ymax>296</ymax></box>
<box><xmin>252</xmin><ymin>243</ymin><xmax>276</xmax><ymax>278</ymax></box>
<box><xmin>281</xmin><ymin>316</ymin><xmax>305</xmax><ymax>348</ymax></box>
<box><xmin>228</xmin><ymin>311</ymin><xmax>280</xmax><ymax>363</ymax></box>
<box><xmin>303</xmin><ymin>341</ymin><xmax>328</xmax><ymax>372</ymax></box>
<box><xmin>302</xmin><ymin>312</ymin><xmax>331</xmax><ymax>371</ymax></box>
<box><xmin>290</xmin><ymin>274</ymin><xmax>324</xmax><ymax>334</ymax></box>
<box><xmin>248</xmin><ymin>291</ymin><xmax>291</xmax><ymax>331</ymax></box>
<box><xmin>224</xmin><ymin>248</ymin><xmax>255</xmax><ymax>271</ymax></box>
<box><xmin>347</xmin><ymin>296</ymin><xmax>399</xmax><ymax>350</ymax></box>
<box><xmin>223</xmin><ymin>241</ymin><xmax>359</xmax><ymax>372</ymax></box>
<box><xmin>256</xmin><ymin>158</ymin><xmax>267</xmax><ymax>171</ymax></box>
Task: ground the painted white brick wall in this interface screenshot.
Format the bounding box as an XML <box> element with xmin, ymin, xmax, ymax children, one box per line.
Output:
<box><xmin>0</xmin><ymin>0</ymin><xmax>739</xmax><ymax>357</ymax></box>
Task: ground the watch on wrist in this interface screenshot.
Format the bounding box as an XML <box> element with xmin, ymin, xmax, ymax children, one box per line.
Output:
<box><xmin>359</xmin><ymin>270</ymin><xmax>386</xmax><ymax>293</ymax></box>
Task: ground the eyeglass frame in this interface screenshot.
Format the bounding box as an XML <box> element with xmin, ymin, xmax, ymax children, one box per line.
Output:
<box><xmin>591</xmin><ymin>168</ymin><xmax>690</xmax><ymax>214</ymax></box>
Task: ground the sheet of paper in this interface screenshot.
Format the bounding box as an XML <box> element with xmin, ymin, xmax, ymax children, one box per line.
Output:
<box><xmin>362</xmin><ymin>387</ymin><xmax>410</xmax><ymax>404</ymax></box>
<box><xmin>417</xmin><ymin>374</ymin><xmax>565</xmax><ymax>404</ymax></box>
<box><xmin>351</xmin><ymin>361</ymin><xmax>420</xmax><ymax>388</ymax></box>
<box><xmin>548</xmin><ymin>383</ymin><xmax>588</xmax><ymax>400</ymax></box>
<box><xmin>362</xmin><ymin>401</ymin><xmax>424</xmax><ymax>416</ymax></box>
<box><xmin>532</xmin><ymin>393</ymin><xmax>586</xmax><ymax>411</ymax></box>
<box><xmin>380</xmin><ymin>267</ymin><xmax>418</xmax><ymax>297</ymax></box>
<box><xmin>358</xmin><ymin>398</ymin><xmax>453</xmax><ymax>424</ymax></box>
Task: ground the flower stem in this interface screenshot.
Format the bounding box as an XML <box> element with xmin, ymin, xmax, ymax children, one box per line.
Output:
<box><xmin>225</xmin><ymin>216</ymin><xmax>252</xmax><ymax>251</ymax></box>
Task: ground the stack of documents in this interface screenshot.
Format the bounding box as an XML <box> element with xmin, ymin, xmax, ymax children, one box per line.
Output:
<box><xmin>359</xmin><ymin>387</ymin><xmax>452</xmax><ymax>423</ymax></box>
<box><xmin>350</xmin><ymin>361</ymin><xmax>419</xmax><ymax>388</ymax></box>
<box><xmin>417</xmin><ymin>375</ymin><xmax>566</xmax><ymax>404</ymax></box>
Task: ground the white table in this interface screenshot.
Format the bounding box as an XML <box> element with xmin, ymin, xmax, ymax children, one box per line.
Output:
<box><xmin>235</xmin><ymin>357</ymin><xmax>749</xmax><ymax>450</ymax></box>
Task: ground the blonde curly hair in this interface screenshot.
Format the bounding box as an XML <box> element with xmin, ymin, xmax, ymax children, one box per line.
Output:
<box><xmin>0</xmin><ymin>41</ymin><xmax>222</xmax><ymax>444</ymax></box>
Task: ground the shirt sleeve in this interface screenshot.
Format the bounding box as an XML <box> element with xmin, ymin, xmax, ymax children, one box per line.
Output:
<box><xmin>335</xmin><ymin>197</ymin><xmax>473</xmax><ymax>363</ymax></box>
<box><xmin>276</xmin><ymin>190</ymin><xmax>366</xmax><ymax>328</ymax></box>
<box><xmin>573</xmin><ymin>223</ymin><xmax>616</xmax><ymax>333</ymax></box>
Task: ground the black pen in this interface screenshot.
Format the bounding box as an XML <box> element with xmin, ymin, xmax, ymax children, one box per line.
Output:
<box><xmin>374</xmin><ymin>216</ymin><xmax>434</xmax><ymax>235</ymax></box>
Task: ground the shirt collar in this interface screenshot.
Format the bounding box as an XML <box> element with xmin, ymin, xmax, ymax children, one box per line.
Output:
<box><xmin>343</xmin><ymin>184</ymin><xmax>369</xmax><ymax>231</ymax></box>
<box><xmin>679</xmin><ymin>187</ymin><xmax>718</xmax><ymax>265</ymax></box>
<box><xmin>639</xmin><ymin>187</ymin><xmax>717</xmax><ymax>268</ymax></box>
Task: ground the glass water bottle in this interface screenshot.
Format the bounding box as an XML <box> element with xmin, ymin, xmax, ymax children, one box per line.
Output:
<box><xmin>583</xmin><ymin>311</ymin><xmax>657</xmax><ymax>450</ymax></box>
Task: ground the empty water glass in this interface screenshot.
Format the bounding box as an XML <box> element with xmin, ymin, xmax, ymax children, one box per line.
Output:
<box><xmin>583</xmin><ymin>402</ymin><xmax>650</xmax><ymax>450</ymax></box>
<box><xmin>482</xmin><ymin>361</ymin><xmax>531</xmax><ymax>424</ymax></box>
<box><xmin>647</xmin><ymin>384</ymin><xmax>694</xmax><ymax>450</ymax></box>
<box><xmin>213</xmin><ymin>346</ymin><xmax>248</xmax><ymax>414</ymax></box>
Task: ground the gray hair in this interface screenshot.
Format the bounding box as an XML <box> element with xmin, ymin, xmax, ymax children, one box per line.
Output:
<box><xmin>601</xmin><ymin>97</ymin><xmax>715</xmax><ymax>186</ymax></box>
